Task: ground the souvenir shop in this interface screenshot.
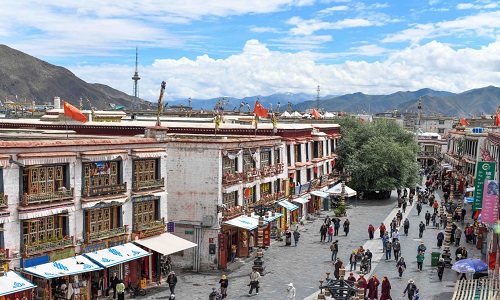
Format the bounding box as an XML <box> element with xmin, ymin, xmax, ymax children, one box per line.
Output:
<box><xmin>277</xmin><ymin>200</ymin><xmax>299</xmax><ymax>229</ymax></box>
<box><xmin>222</xmin><ymin>215</ymin><xmax>263</xmax><ymax>260</ymax></box>
<box><xmin>0</xmin><ymin>271</ymin><xmax>36</xmax><ymax>300</ymax></box>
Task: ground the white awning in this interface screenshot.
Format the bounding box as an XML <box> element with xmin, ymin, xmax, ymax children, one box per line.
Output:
<box><xmin>327</xmin><ymin>183</ymin><xmax>357</xmax><ymax>197</ymax></box>
<box><xmin>23</xmin><ymin>255</ymin><xmax>102</xmax><ymax>279</ymax></box>
<box><xmin>0</xmin><ymin>271</ymin><xmax>37</xmax><ymax>296</ymax></box>
<box><xmin>250</xmin><ymin>212</ymin><xmax>283</xmax><ymax>222</ymax></box>
<box><xmin>18</xmin><ymin>204</ymin><xmax>76</xmax><ymax>220</ymax></box>
<box><xmin>293</xmin><ymin>197</ymin><xmax>310</xmax><ymax>204</ymax></box>
<box><xmin>84</xmin><ymin>243</ymin><xmax>151</xmax><ymax>268</ymax></box>
<box><xmin>224</xmin><ymin>215</ymin><xmax>263</xmax><ymax>230</ymax></box>
<box><xmin>310</xmin><ymin>191</ymin><xmax>330</xmax><ymax>198</ymax></box>
<box><xmin>278</xmin><ymin>200</ymin><xmax>299</xmax><ymax>211</ymax></box>
<box><xmin>134</xmin><ymin>233</ymin><xmax>197</xmax><ymax>255</ymax></box>
<box><xmin>466</xmin><ymin>187</ymin><xmax>475</xmax><ymax>192</ymax></box>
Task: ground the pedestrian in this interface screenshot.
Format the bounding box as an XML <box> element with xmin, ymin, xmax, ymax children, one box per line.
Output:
<box><xmin>403</xmin><ymin>218</ymin><xmax>410</xmax><ymax>236</ymax></box>
<box><xmin>391</xmin><ymin>229</ymin><xmax>400</xmax><ymax>242</ymax></box>
<box><xmin>330</xmin><ymin>240</ymin><xmax>339</xmax><ymax>261</ymax></box>
<box><xmin>333</xmin><ymin>258</ymin><xmax>343</xmax><ymax>279</ymax></box>
<box><xmin>396</xmin><ymin>257</ymin><xmax>406</xmax><ymax>277</ymax></box>
<box><xmin>441</xmin><ymin>213</ymin><xmax>447</xmax><ymax>229</ymax></box>
<box><xmin>350</xmin><ymin>250</ymin><xmax>357</xmax><ymax>271</ymax></box>
<box><xmin>455</xmin><ymin>227</ymin><xmax>462</xmax><ymax>246</ymax></box>
<box><xmin>437</xmin><ymin>258</ymin><xmax>446</xmax><ymax>281</ymax></box>
<box><xmin>431</xmin><ymin>213</ymin><xmax>437</xmax><ymax>228</ymax></box>
<box><xmin>334</xmin><ymin>218</ymin><xmax>340</xmax><ymax>236</ymax></box>
<box><xmin>347</xmin><ymin>272</ymin><xmax>356</xmax><ymax>282</ymax></box>
<box><xmin>385</xmin><ymin>240</ymin><xmax>392</xmax><ymax>260</ymax></box>
<box><xmin>416</xmin><ymin>202</ymin><xmax>422</xmax><ymax>216</ymax></box>
<box><xmin>324</xmin><ymin>215</ymin><xmax>331</xmax><ymax>227</ymax></box>
<box><xmin>319</xmin><ymin>223</ymin><xmax>327</xmax><ymax>242</ymax></box>
<box><xmin>106</xmin><ymin>272</ymin><xmax>119</xmax><ymax>299</ymax></box>
<box><xmin>343</xmin><ymin>219</ymin><xmax>350</xmax><ymax>236</ymax></box>
<box><xmin>402</xmin><ymin>279</ymin><xmax>418</xmax><ymax>300</ymax></box>
<box><xmin>231</xmin><ymin>244</ymin><xmax>237</xmax><ymax>263</ymax></box>
<box><xmin>367</xmin><ymin>274</ymin><xmax>380</xmax><ymax>300</ymax></box>
<box><xmin>380</xmin><ymin>276</ymin><xmax>392</xmax><ymax>300</ymax></box>
<box><xmin>166</xmin><ymin>271</ymin><xmax>178</xmax><ymax>296</ymax></box>
<box><xmin>365</xmin><ymin>249</ymin><xmax>373</xmax><ymax>269</ymax></box>
<box><xmin>286</xmin><ymin>283</ymin><xmax>296</xmax><ymax>299</ymax></box>
<box><xmin>379</xmin><ymin>223</ymin><xmax>386</xmax><ymax>238</ymax></box>
<box><xmin>417</xmin><ymin>241</ymin><xmax>427</xmax><ymax>253</ymax></box>
<box><xmin>416</xmin><ymin>250</ymin><xmax>425</xmax><ymax>272</ymax></box>
<box><xmin>393</xmin><ymin>239</ymin><xmax>401</xmax><ymax>261</ymax></box>
<box><xmin>465</xmin><ymin>225</ymin><xmax>473</xmax><ymax>244</ymax></box>
<box><xmin>293</xmin><ymin>228</ymin><xmax>300</xmax><ymax>246</ymax></box>
<box><xmin>382</xmin><ymin>231</ymin><xmax>389</xmax><ymax>250</ymax></box>
<box><xmin>219</xmin><ymin>275</ymin><xmax>228</xmax><ymax>299</ymax></box>
<box><xmin>418</xmin><ymin>221</ymin><xmax>425</xmax><ymax>238</ymax></box>
<box><xmin>461</xmin><ymin>207</ymin><xmax>466</xmax><ymax>222</ymax></box>
<box><xmin>425</xmin><ymin>211</ymin><xmax>431</xmax><ymax>226</ymax></box>
<box><xmin>451</xmin><ymin>223</ymin><xmax>457</xmax><ymax>244</ymax></box>
<box><xmin>402</xmin><ymin>200</ymin><xmax>407</xmax><ymax>213</ymax></box>
<box><xmin>115</xmin><ymin>280</ymin><xmax>125</xmax><ymax>300</ymax></box>
<box><xmin>433</xmin><ymin>200</ymin><xmax>439</xmax><ymax>214</ymax></box>
<box><xmin>357</xmin><ymin>274</ymin><xmax>368</xmax><ymax>299</ymax></box>
<box><xmin>248</xmin><ymin>269</ymin><xmax>261</xmax><ymax>295</ymax></box>
<box><xmin>390</xmin><ymin>218</ymin><xmax>397</xmax><ymax>236</ymax></box>
<box><xmin>327</xmin><ymin>224</ymin><xmax>334</xmax><ymax>242</ymax></box>
<box><xmin>368</xmin><ymin>224</ymin><xmax>375</xmax><ymax>240</ymax></box>
<box><xmin>209</xmin><ymin>287</ymin><xmax>221</xmax><ymax>300</ymax></box>
<box><xmin>437</xmin><ymin>231</ymin><xmax>444</xmax><ymax>248</ymax></box>
<box><xmin>396</xmin><ymin>210</ymin><xmax>403</xmax><ymax>227</ymax></box>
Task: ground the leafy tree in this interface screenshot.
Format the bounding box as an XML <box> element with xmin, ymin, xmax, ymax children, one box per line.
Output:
<box><xmin>335</xmin><ymin>117</ymin><xmax>419</xmax><ymax>193</ymax></box>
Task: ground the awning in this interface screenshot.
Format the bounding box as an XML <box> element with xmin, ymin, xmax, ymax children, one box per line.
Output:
<box><xmin>466</xmin><ymin>187</ymin><xmax>475</xmax><ymax>192</ymax></box>
<box><xmin>327</xmin><ymin>183</ymin><xmax>357</xmax><ymax>197</ymax></box>
<box><xmin>223</xmin><ymin>215</ymin><xmax>263</xmax><ymax>230</ymax></box>
<box><xmin>250</xmin><ymin>212</ymin><xmax>283</xmax><ymax>222</ymax></box>
<box><xmin>310</xmin><ymin>191</ymin><xmax>330</xmax><ymax>198</ymax></box>
<box><xmin>0</xmin><ymin>271</ymin><xmax>37</xmax><ymax>296</ymax></box>
<box><xmin>293</xmin><ymin>197</ymin><xmax>310</xmax><ymax>204</ymax></box>
<box><xmin>278</xmin><ymin>200</ymin><xmax>299</xmax><ymax>211</ymax></box>
<box><xmin>84</xmin><ymin>243</ymin><xmax>151</xmax><ymax>268</ymax></box>
<box><xmin>465</xmin><ymin>196</ymin><xmax>474</xmax><ymax>203</ymax></box>
<box><xmin>134</xmin><ymin>233</ymin><xmax>197</xmax><ymax>256</ymax></box>
<box><xmin>23</xmin><ymin>255</ymin><xmax>102</xmax><ymax>279</ymax></box>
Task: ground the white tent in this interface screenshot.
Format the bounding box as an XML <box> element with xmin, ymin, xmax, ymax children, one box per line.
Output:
<box><xmin>290</xmin><ymin>111</ymin><xmax>302</xmax><ymax>118</ymax></box>
<box><xmin>327</xmin><ymin>183</ymin><xmax>357</xmax><ymax>197</ymax></box>
<box><xmin>281</xmin><ymin>111</ymin><xmax>291</xmax><ymax>118</ymax></box>
<box><xmin>324</xmin><ymin>112</ymin><xmax>335</xmax><ymax>119</ymax></box>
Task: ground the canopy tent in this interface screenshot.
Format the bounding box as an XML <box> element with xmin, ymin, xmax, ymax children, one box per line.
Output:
<box><xmin>281</xmin><ymin>111</ymin><xmax>291</xmax><ymax>118</ymax></box>
<box><xmin>134</xmin><ymin>233</ymin><xmax>197</xmax><ymax>256</ymax></box>
<box><xmin>327</xmin><ymin>183</ymin><xmax>357</xmax><ymax>197</ymax></box>
<box><xmin>84</xmin><ymin>243</ymin><xmax>151</xmax><ymax>268</ymax></box>
<box><xmin>0</xmin><ymin>271</ymin><xmax>37</xmax><ymax>296</ymax></box>
<box><xmin>23</xmin><ymin>255</ymin><xmax>102</xmax><ymax>279</ymax></box>
<box><xmin>223</xmin><ymin>215</ymin><xmax>264</xmax><ymax>231</ymax></box>
<box><xmin>290</xmin><ymin>111</ymin><xmax>302</xmax><ymax>118</ymax></box>
<box><xmin>323</xmin><ymin>112</ymin><xmax>335</xmax><ymax>119</ymax></box>
<box><xmin>277</xmin><ymin>200</ymin><xmax>299</xmax><ymax>211</ymax></box>
<box><xmin>310</xmin><ymin>191</ymin><xmax>330</xmax><ymax>198</ymax></box>
<box><xmin>249</xmin><ymin>212</ymin><xmax>283</xmax><ymax>222</ymax></box>
<box><xmin>292</xmin><ymin>197</ymin><xmax>310</xmax><ymax>204</ymax></box>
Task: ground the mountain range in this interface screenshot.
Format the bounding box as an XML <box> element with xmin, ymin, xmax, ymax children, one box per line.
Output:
<box><xmin>1</xmin><ymin>44</ymin><xmax>499</xmax><ymax>116</ymax></box>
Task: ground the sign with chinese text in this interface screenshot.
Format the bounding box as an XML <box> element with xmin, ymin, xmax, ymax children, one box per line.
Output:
<box><xmin>481</xmin><ymin>179</ymin><xmax>499</xmax><ymax>223</ymax></box>
<box><xmin>473</xmin><ymin>162</ymin><xmax>496</xmax><ymax>210</ymax></box>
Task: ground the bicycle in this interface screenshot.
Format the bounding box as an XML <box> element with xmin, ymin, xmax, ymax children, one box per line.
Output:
<box><xmin>128</xmin><ymin>281</ymin><xmax>147</xmax><ymax>297</ymax></box>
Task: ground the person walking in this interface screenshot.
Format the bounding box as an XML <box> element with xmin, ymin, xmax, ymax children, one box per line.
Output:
<box><xmin>418</xmin><ymin>221</ymin><xmax>425</xmax><ymax>238</ymax></box>
<box><xmin>368</xmin><ymin>224</ymin><xmax>375</xmax><ymax>240</ymax></box>
<box><xmin>391</xmin><ymin>229</ymin><xmax>400</xmax><ymax>242</ymax></box>
<box><xmin>219</xmin><ymin>275</ymin><xmax>228</xmax><ymax>299</ymax></box>
<box><xmin>396</xmin><ymin>257</ymin><xmax>406</xmax><ymax>278</ymax></box>
<box><xmin>330</xmin><ymin>240</ymin><xmax>339</xmax><ymax>261</ymax></box>
<box><xmin>166</xmin><ymin>271</ymin><xmax>178</xmax><ymax>296</ymax></box>
<box><xmin>367</xmin><ymin>275</ymin><xmax>380</xmax><ymax>300</ymax></box>
<box><xmin>319</xmin><ymin>223</ymin><xmax>327</xmax><ymax>242</ymax></box>
<box><xmin>385</xmin><ymin>240</ymin><xmax>392</xmax><ymax>260</ymax></box>
<box><xmin>209</xmin><ymin>287</ymin><xmax>221</xmax><ymax>300</ymax></box>
<box><xmin>402</xmin><ymin>199</ymin><xmax>407</xmax><ymax>213</ymax></box>
<box><xmin>106</xmin><ymin>272</ymin><xmax>119</xmax><ymax>299</ymax></box>
<box><xmin>379</xmin><ymin>223</ymin><xmax>386</xmax><ymax>238</ymax></box>
<box><xmin>417</xmin><ymin>241</ymin><xmax>427</xmax><ymax>253</ymax></box>
<box><xmin>231</xmin><ymin>244</ymin><xmax>237</xmax><ymax>263</ymax></box>
<box><xmin>425</xmin><ymin>211</ymin><xmax>431</xmax><ymax>226</ymax></box>
<box><xmin>248</xmin><ymin>269</ymin><xmax>261</xmax><ymax>295</ymax></box>
<box><xmin>366</xmin><ymin>249</ymin><xmax>373</xmax><ymax>269</ymax></box>
<box><xmin>433</xmin><ymin>201</ymin><xmax>439</xmax><ymax>214</ymax></box>
<box><xmin>437</xmin><ymin>258</ymin><xmax>446</xmax><ymax>281</ymax></box>
<box><xmin>334</xmin><ymin>218</ymin><xmax>340</xmax><ymax>236</ymax></box>
<box><xmin>393</xmin><ymin>239</ymin><xmax>401</xmax><ymax>261</ymax></box>
<box><xmin>343</xmin><ymin>219</ymin><xmax>350</xmax><ymax>236</ymax></box>
<box><xmin>416</xmin><ymin>251</ymin><xmax>425</xmax><ymax>272</ymax></box>
<box><xmin>380</xmin><ymin>277</ymin><xmax>392</xmax><ymax>300</ymax></box>
<box><xmin>327</xmin><ymin>225</ymin><xmax>334</xmax><ymax>242</ymax></box>
<box><xmin>416</xmin><ymin>201</ymin><xmax>422</xmax><ymax>216</ymax></box>
<box><xmin>293</xmin><ymin>228</ymin><xmax>300</xmax><ymax>246</ymax></box>
<box><xmin>115</xmin><ymin>280</ymin><xmax>125</xmax><ymax>300</ymax></box>
<box><xmin>382</xmin><ymin>231</ymin><xmax>389</xmax><ymax>250</ymax></box>
<box><xmin>437</xmin><ymin>231</ymin><xmax>444</xmax><ymax>248</ymax></box>
<box><xmin>455</xmin><ymin>227</ymin><xmax>462</xmax><ymax>246</ymax></box>
<box><xmin>286</xmin><ymin>283</ymin><xmax>296</xmax><ymax>299</ymax></box>
<box><xmin>390</xmin><ymin>218</ymin><xmax>397</xmax><ymax>236</ymax></box>
<box><xmin>403</xmin><ymin>218</ymin><xmax>410</xmax><ymax>236</ymax></box>
<box><xmin>402</xmin><ymin>279</ymin><xmax>418</xmax><ymax>300</ymax></box>
<box><xmin>349</xmin><ymin>250</ymin><xmax>357</xmax><ymax>271</ymax></box>
<box><xmin>333</xmin><ymin>258</ymin><xmax>344</xmax><ymax>280</ymax></box>
<box><xmin>396</xmin><ymin>210</ymin><xmax>403</xmax><ymax>227</ymax></box>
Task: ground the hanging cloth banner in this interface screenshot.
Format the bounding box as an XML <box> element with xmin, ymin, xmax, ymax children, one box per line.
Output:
<box><xmin>473</xmin><ymin>161</ymin><xmax>496</xmax><ymax>210</ymax></box>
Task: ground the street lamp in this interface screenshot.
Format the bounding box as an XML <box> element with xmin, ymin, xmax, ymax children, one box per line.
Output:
<box><xmin>251</xmin><ymin>202</ymin><xmax>276</xmax><ymax>275</ymax></box>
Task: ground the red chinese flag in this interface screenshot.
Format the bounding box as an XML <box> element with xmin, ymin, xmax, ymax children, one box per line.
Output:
<box><xmin>496</xmin><ymin>112</ymin><xmax>500</xmax><ymax>126</ymax></box>
<box><xmin>63</xmin><ymin>101</ymin><xmax>87</xmax><ymax>123</ymax></box>
<box><xmin>253</xmin><ymin>101</ymin><xmax>268</xmax><ymax>118</ymax></box>
<box><xmin>312</xmin><ymin>108</ymin><xmax>321</xmax><ymax>119</ymax></box>
<box><xmin>459</xmin><ymin>118</ymin><xmax>470</xmax><ymax>126</ymax></box>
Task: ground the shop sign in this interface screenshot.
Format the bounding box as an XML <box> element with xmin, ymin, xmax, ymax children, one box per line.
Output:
<box><xmin>83</xmin><ymin>242</ymin><xmax>107</xmax><ymax>253</ymax></box>
<box><xmin>50</xmin><ymin>248</ymin><xmax>75</xmax><ymax>262</ymax></box>
<box><xmin>481</xmin><ymin>179</ymin><xmax>499</xmax><ymax>223</ymax></box>
<box><xmin>21</xmin><ymin>254</ymin><xmax>50</xmax><ymax>268</ymax></box>
<box><xmin>473</xmin><ymin>161</ymin><xmax>496</xmax><ymax>210</ymax></box>
<box><xmin>185</xmin><ymin>230</ymin><xmax>194</xmax><ymax>235</ymax></box>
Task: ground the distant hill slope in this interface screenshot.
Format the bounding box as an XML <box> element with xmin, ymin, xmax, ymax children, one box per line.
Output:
<box><xmin>0</xmin><ymin>44</ymin><xmax>148</xmax><ymax>109</ymax></box>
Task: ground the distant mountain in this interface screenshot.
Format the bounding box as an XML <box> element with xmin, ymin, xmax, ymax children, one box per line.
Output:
<box><xmin>0</xmin><ymin>44</ymin><xmax>149</xmax><ymax>109</ymax></box>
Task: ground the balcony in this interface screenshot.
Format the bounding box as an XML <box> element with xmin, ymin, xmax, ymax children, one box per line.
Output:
<box><xmin>243</xmin><ymin>169</ymin><xmax>260</xmax><ymax>182</ymax></box>
<box><xmin>223</xmin><ymin>171</ymin><xmax>243</xmax><ymax>185</ymax></box>
<box><xmin>22</xmin><ymin>188</ymin><xmax>74</xmax><ymax>206</ymax></box>
<box><xmin>0</xmin><ymin>194</ymin><xmax>7</xmax><ymax>209</ymax></box>
<box><xmin>133</xmin><ymin>178</ymin><xmax>164</xmax><ymax>192</ymax></box>
<box><xmin>260</xmin><ymin>191</ymin><xmax>286</xmax><ymax>203</ymax></box>
<box><xmin>24</xmin><ymin>236</ymin><xmax>73</xmax><ymax>257</ymax></box>
<box><xmin>86</xmin><ymin>225</ymin><xmax>128</xmax><ymax>243</ymax></box>
<box><xmin>134</xmin><ymin>218</ymin><xmax>166</xmax><ymax>239</ymax></box>
<box><xmin>417</xmin><ymin>151</ymin><xmax>440</xmax><ymax>158</ymax></box>
<box><xmin>84</xmin><ymin>183</ymin><xmax>127</xmax><ymax>197</ymax></box>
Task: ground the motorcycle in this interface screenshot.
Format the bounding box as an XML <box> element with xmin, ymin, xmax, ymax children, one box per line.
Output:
<box><xmin>128</xmin><ymin>281</ymin><xmax>147</xmax><ymax>297</ymax></box>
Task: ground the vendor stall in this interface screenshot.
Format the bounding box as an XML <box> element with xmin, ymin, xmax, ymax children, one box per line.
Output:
<box><xmin>0</xmin><ymin>271</ymin><xmax>36</xmax><ymax>299</ymax></box>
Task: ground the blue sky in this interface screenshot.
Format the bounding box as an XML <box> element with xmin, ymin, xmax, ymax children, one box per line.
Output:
<box><xmin>1</xmin><ymin>0</ymin><xmax>499</xmax><ymax>102</ymax></box>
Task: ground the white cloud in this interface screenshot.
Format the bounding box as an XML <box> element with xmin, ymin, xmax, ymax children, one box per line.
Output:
<box><xmin>70</xmin><ymin>40</ymin><xmax>500</xmax><ymax>101</ymax></box>
<box><xmin>456</xmin><ymin>3</ymin><xmax>475</xmax><ymax>9</ymax></box>
<box><xmin>318</xmin><ymin>5</ymin><xmax>349</xmax><ymax>15</ymax></box>
<box><xmin>249</xmin><ymin>26</ymin><xmax>280</xmax><ymax>33</ymax></box>
<box><xmin>288</xmin><ymin>17</ymin><xmax>372</xmax><ymax>35</ymax></box>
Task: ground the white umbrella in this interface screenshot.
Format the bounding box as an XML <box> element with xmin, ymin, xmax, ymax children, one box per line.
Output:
<box><xmin>290</xmin><ymin>111</ymin><xmax>302</xmax><ymax>118</ymax></box>
<box><xmin>327</xmin><ymin>183</ymin><xmax>357</xmax><ymax>197</ymax></box>
<box><xmin>281</xmin><ymin>111</ymin><xmax>291</xmax><ymax>118</ymax></box>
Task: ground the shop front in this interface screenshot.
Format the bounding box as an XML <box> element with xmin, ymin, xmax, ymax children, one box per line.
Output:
<box><xmin>277</xmin><ymin>200</ymin><xmax>299</xmax><ymax>229</ymax></box>
<box><xmin>23</xmin><ymin>255</ymin><xmax>102</xmax><ymax>300</ymax></box>
<box><xmin>310</xmin><ymin>190</ymin><xmax>330</xmax><ymax>211</ymax></box>
<box><xmin>292</xmin><ymin>194</ymin><xmax>310</xmax><ymax>220</ymax></box>
<box><xmin>222</xmin><ymin>215</ymin><xmax>263</xmax><ymax>262</ymax></box>
<box><xmin>249</xmin><ymin>212</ymin><xmax>282</xmax><ymax>245</ymax></box>
<box><xmin>0</xmin><ymin>271</ymin><xmax>37</xmax><ymax>299</ymax></box>
<box><xmin>83</xmin><ymin>243</ymin><xmax>150</xmax><ymax>294</ymax></box>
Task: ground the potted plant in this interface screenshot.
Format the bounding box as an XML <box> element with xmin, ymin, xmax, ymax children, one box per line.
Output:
<box><xmin>334</xmin><ymin>205</ymin><xmax>346</xmax><ymax>217</ymax></box>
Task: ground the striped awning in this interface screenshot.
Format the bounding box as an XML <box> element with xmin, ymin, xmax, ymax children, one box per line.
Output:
<box><xmin>81</xmin><ymin>150</ymin><xmax>127</xmax><ymax>162</ymax></box>
<box><xmin>131</xmin><ymin>148</ymin><xmax>166</xmax><ymax>158</ymax></box>
<box><xmin>18</xmin><ymin>202</ymin><xmax>75</xmax><ymax>220</ymax></box>
<box><xmin>17</xmin><ymin>152</ymin><xmax>77</xmax><ymax>166</ymax></box>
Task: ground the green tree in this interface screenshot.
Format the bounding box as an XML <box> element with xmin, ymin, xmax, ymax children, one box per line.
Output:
<box><xmin>336</xmin><ymin>117</ymin><xmax>419</xmax><ymax>193</ymax></box>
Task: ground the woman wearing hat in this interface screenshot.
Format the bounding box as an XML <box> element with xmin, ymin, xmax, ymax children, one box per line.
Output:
<box><xmin>166</xmin><ymin>271</ymin><xmax>178</xmax><ymax>296</ymax></box>
<box><xmin>219</xmin><ymin>275</ymin><xmax>228</xmax><ymax>299</ymax></box>
<box><xmin>380</xmin><ymin>276</ymin><xmax>391</xmax><ymax>300</ymax></box>
<box><xmin>286</xmin><ymin>283</ymin><xmax>296</xmax><ymax>299</ymax></box>
<box><xmin>402</xmin><ymin>279</ymin><xmax>417</xmax><ymax>300</ymax></box>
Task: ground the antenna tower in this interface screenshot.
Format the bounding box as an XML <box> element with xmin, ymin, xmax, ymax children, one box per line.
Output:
<box><xmin>316</xmin><ymin>85</ymin><xmax>320</xmax><ymax>110</ymax></box>
<box><xmin>132</xmin><ymin>47</ymin><xmax>141</xmax><ymax>109</ymax></box>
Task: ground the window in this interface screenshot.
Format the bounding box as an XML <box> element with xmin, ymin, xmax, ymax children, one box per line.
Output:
<box><xmin>274</xmin><ymin>149</ymin><xmax>280</xmax><ymax>164</ymax></box>
<box><xmin>223</xmin><ymin>191</ymin><xmax>237</xmax><ymax>208</ymax></box>
<box><xmin>314</xmin><ymin>141</ymin><xmax>323</xmax><ymax>158</ymax></box>
<box><xmin>134</xmin><ymin>200</ymin><xmax>159</xmax><ymax>229</ymax></box>
<box><xmin>83</xmin><ymin>161</ymin><xmax>120</xmax><ymax>189</ymax></box>
<box><xmin>243</xmin><ymin>153</ymin><xmax>254</xmax><ymax>173</ymax></box>
<box><xmin>223</xmin><ymin>156</ymin><xmax>237</xmax><ymax>174</ymax></box>
<box><xmin>260</xmin><ymin>182</ymin><xmax>271</xmax><ymax>197</ymax></box>
<box><xmin>439</xmin><ymin>120</ymin><xmax>445</xmax><ymax>125</ymax></box>
<box><xmin>287</xmin><ymin>145</ymin><xmax>292</xmax><ymax>166</ymax></box>
<box><xmin>294</xmin><ymin>145</ymin><xmax>302</xmax><ymax>163</ymax></box>
<box><xmin>134</xmin><ymin>159</ymin><xmax>159</xmax><ymax>183</ymax></box>
<box><xmin>23</xmin><ymin>215</ymin><xmax>68</xmax><ymax>245</ymax></box>
<box><xmin>424</xmin><ymin>145</ymin><xmax>434</xmax><ymax>152</ymax></box>
<box><xmin>438</xmin><ymin>128</ymin><xmax>445</xmax><ymax>134</ymax></box>
<box><xmin>260</xmin><ymin>150</ymin><xmax>271</xmax><ymax>169</ymax></box>
<box><xmin>305</xmin><ymin>143</ymin><xmax>310</xmax><ymax>161</ymax></box>
<box><xmin>86</xmin><ymin>206</ymin><xmax>122</xmax><ymax>235</ymax></box>
<box><xmin>22</xmin><ymin>165</ymin><xmax>67</xmax><ymax>196</ymax></box>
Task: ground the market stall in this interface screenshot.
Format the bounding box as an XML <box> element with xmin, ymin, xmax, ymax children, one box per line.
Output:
<box><xmin>0</xmin><ymin>271</ymin><xmax>37</xmax><ymax>299</ymax></box>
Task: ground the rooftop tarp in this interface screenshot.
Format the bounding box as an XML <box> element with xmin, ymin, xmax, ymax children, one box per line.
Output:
<box><xmin>134</xmin><ymin>233</ymin><xmax>197</xmax><ymax>256</ymax></box>
<box><xmin>0</xmin><ymin>271</ymin><xmax>37</xmax><ymax>296</ymax></box>
<box><xmin>23</xmin><ymin>255</ymin><xmax>102</xmax><ymax>279</ymax></box>
<box><xmin>84</xmin><ymin>243</ymin><xmax>151</xmax><ymax>268</ymax></box>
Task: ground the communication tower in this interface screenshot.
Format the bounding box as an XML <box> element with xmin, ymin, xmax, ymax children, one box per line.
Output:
<box><xmin>132</xmin><ymin>47</ymin><xmax>140</xmax><ymax>109</ymax></box>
